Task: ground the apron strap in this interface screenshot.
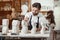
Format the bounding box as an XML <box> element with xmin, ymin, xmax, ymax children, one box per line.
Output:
<box><xmin>36</xmin><ymin>17</ymin><xmax>39</xmax><ymax>28</ymax></box>
<box><xmin>28</xmin><ymin>15</ymin><xmax>32</xmax><ymax>30</ymax></box>
<box><xmin>28</xmin><ymin>16</ymin><xmax>39</xmax><ymax>30</ymax></box>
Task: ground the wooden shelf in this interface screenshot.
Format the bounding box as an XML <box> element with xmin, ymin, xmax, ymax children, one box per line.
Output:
<box><xmin>0</xmin><ymin>0</ymin><xmax>31</xmax><ymax>29</ymax></box>
<box><xmin>40</xmin><ymin>11</ymin><xmax>48</xmax><ymax>15</ymax></box>
<box><xmin>0</xmin><ymin>1</ymin><xmax>12</xmax><ymax>5</ymax></box>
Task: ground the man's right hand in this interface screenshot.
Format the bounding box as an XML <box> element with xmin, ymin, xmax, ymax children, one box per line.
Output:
<box><xmin>24</xmin><ymin>17</ymin><xmax>29</xmax><ymax>22</ymax></box>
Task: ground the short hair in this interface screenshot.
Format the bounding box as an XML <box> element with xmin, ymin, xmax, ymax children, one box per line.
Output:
<box><xmin>47</xmin><ymin>10</ymin><xmax>53</xmax><ymax>15</ymax></box>
<box><xmin>46</xmin><ymin>10</ymin><xmax>55</xmax><ymax>25</ymax></box>
<box><xmin>32</xmin><ymin>2</ymin><xmax>41</xmax><ymax>10</ymax></box>
<box><xmin>46</xmin><ymin>10</ymin><xmax>54</xmax><ymax>19</ymax></box>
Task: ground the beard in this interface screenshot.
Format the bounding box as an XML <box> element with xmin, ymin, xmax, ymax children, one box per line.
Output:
<box><xmin>33</xmin><ymin>13</ymin><xmax>39</xmax><ymax>16</ymax></box>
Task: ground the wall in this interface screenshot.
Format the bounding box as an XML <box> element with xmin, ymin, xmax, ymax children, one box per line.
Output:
<box><xmin>54</xmin><ymin>7</ymin><xmax>60</xmax><ymax>30</ymax></box>
<box><xmin>31</xmin><ymin>0</ymin><xmax>54</xmax><ymax>11</ymax></box>
<box><xmin>54</xmin><ymin>0</ymin><xmax>60</xmax><ymax>30</ymax></box>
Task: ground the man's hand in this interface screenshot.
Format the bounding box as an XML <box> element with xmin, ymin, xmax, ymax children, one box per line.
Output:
<box><xmin>50</xmin><ymin>23</ymin><xmax>55</xmax><ymax>29</ymax></box>
<box><xmin>36</xmin><ymin>28</ymin><xmax>41</xmax><ymax>32</ymax></box>
<box><xmin>24</xmin><ymin>17</ymin><xmax>29</xmax><ymax>22</ymax></box>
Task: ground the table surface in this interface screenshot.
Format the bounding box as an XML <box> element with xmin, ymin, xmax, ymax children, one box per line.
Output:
<box><xmin>0</xmin><ymin>31</ymin><xmax>50</xmax><ymax>38</ymax></box>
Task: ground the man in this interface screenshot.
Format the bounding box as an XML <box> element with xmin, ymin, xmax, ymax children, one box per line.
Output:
<box><xmin>24</xmin><ymin>2</ymin><xmax>48</xmax><ymax>31</ymax></box>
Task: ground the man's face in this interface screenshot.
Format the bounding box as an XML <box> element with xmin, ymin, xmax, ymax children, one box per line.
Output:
<box><xmin>31</xmin><ymin>7</ymin><xmax>40</xmax><ymax>15</ymax></box>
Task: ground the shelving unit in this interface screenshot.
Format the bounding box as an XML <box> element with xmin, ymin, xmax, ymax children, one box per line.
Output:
<box><xmin>0</xmin><ymin>0</ymin><xmax>31</xmax><ymax>29</ymax></box>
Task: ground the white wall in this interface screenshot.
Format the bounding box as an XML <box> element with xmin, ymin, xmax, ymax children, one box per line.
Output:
<box><xmin>54</xmin><ymin>7</ymin><xmax>60</xmax><ymax>30</ymax></box>
<box><xmin>54</xmin><ymin>0</ymin><xmax>60</xmax><ymax>7</ymax></box>
<box><xmin>31</xmin><ymin>0</ymin><xmax>54</xmax><ymax>11</ymax></box>
<box><xmin>31</xmin><ymin>0</ymin><xmax>54</xmax><ymax>6</ymax></box>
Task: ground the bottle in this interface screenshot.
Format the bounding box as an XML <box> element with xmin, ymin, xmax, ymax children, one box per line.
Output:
<box><xmin>12</xmin><ymin>20</ymin><xmax>20</xmax><ymax>35</ymax></box>
<box><xmin>40</xmin><ymin>22</ymin><xmax>45</xmax><ymax>34</ymax></box>
<box><xmin>2</xmin><ymin>19</ymin><xmax>9</xmax><ymax>35</ymax></box>
<box><xmin>21</xmin><ymin>20</ymin><xmax>28</xmax><ymax>34</ymax></box>
<box><xmin>31</xmin><ymin>22</ymin><xmax>36</xmax><ymax>34</ymax></box>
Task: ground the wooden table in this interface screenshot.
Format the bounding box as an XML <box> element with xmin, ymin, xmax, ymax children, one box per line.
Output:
<box><xmin>0</xmin><ymin>31</ymin><xmax>51</xmax><ymax>40</ymax></box>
